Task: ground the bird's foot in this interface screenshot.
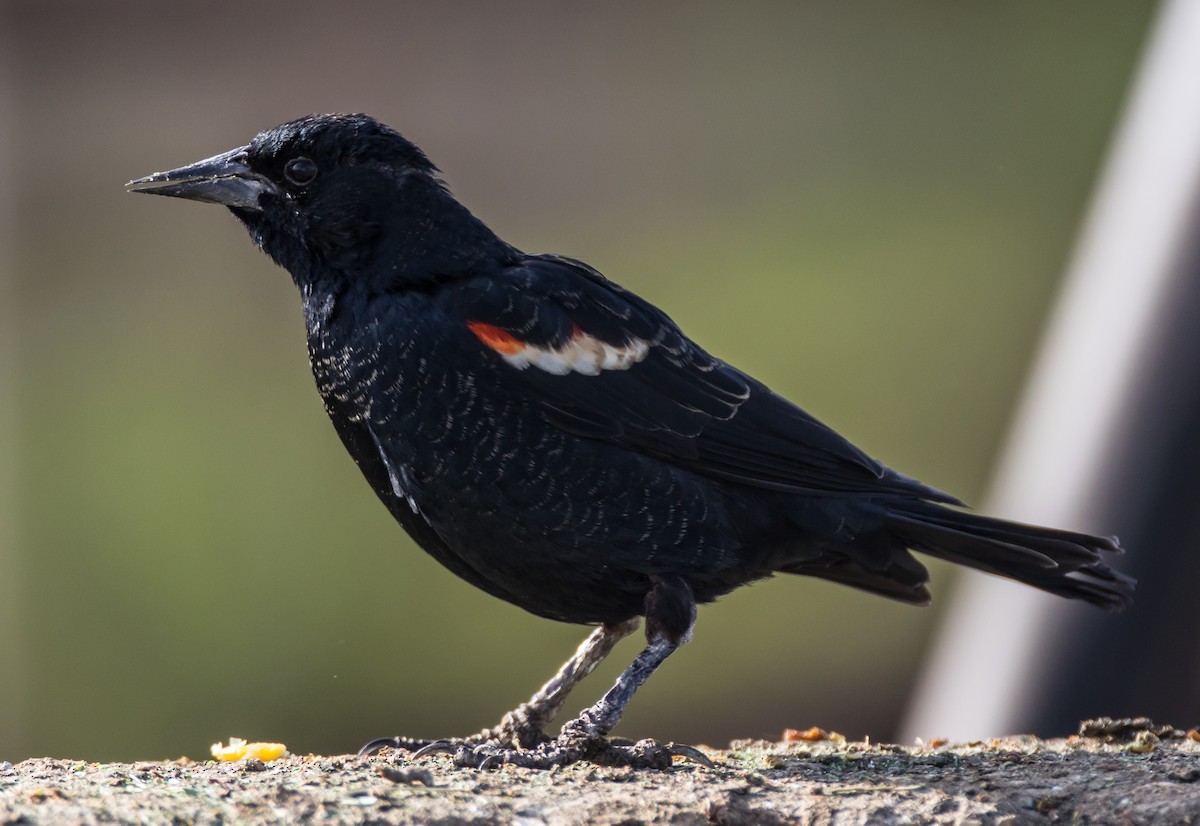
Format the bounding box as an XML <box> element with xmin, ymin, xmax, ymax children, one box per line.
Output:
<box><xmin>410</xmin><ymin>723</ymin><xmax>713</xmax><ymax>771</ymax></box>
<box><xmin>357</xmin><ymin>705</ymin><xmax>554</xmax><ymax>758</ymax></box>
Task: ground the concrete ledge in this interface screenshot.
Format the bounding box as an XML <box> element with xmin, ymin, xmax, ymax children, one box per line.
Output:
<box><xmin>4</xmin><ymin>726</ymin><xmax>1199</xmax><ymax>825</ymax></box>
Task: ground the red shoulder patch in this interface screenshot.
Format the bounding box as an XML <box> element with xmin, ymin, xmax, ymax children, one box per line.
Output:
<box><xmin>467</xmin><ymin>321</ymin><xmax>526</xmax><ymax>355</ymax></box>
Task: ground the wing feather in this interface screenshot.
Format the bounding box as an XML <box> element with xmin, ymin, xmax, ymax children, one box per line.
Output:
<box><xmin>456</xmin><ymin>255</ymin><xmax>957</xmax><ymax>502</ymax></box>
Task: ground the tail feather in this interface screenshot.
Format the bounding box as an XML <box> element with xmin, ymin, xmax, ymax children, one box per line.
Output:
<box><xmin>780</xmin><ymin>555</ymin><xmax>934</xmax><ymax>605</ymax></box>
<box><xmin>886</xmin><ymin>511</ymin><xmax>1060</xmax><ymax>572</ymax></box>
<box><xmin>884</xmin><ymin>500</ymin><xmax>1134</xmax><ymax>612</ymax></box>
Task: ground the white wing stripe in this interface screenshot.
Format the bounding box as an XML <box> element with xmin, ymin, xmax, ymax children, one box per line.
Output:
<box><xmin>500</xmin><ymin>331</ymin><xmax>649</xmax><ymax>375</ymax></box>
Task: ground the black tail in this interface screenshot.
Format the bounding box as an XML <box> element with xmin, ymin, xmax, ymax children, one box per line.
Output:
<box><xmin>883</xmin><ymin>500</ymin><xmax>1135</xmax><ymax>612</ymax></box>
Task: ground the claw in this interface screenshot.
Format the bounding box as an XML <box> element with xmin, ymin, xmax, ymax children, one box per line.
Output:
<box><xmin>465</xmin><ymin>743</ymin><xmax>508</xmax><ymax>771</ymax></box>
<box><xmin>412</xmin><ymin>740</ymin><xmax>460</xmax><ymax>760</ymax></box>
<box><xmin>477</xmin><ymin>754</ymin><xmax>506</xmax><ymax>771</ymax></box>
<box><xmin>666</xmin><ymin>742</ymin><xmax>715</xmax><ymax>768</ymax></box>
<box><xmin>357</xmin><ymin>737</ymin><xmax>402</xmax><ymax>758</ymax></box>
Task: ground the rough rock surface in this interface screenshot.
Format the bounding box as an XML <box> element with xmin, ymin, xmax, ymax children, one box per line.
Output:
<box><xmin>3</xmin><ymin>723</ymin><xmax>1200</xmax><ymax>825</ymax></box>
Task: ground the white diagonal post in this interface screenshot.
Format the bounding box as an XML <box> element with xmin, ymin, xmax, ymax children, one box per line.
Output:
<box><xmin>902</xmin><ymin>0</ymin><xmax>1200</xmax><ymax>741</ymax></box>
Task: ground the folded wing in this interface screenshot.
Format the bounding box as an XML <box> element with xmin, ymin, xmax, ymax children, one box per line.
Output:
<box><xmin>457</xmin><ymin>255</ymin><xmax>959</xmax><ymax>503</ymax></box>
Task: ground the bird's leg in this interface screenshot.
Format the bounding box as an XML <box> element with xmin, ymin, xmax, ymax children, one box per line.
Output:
<box><xmin>428</xmin><ymin>575</ymin><xmax>713</xmax><ymax>770</ymax></box>
<box><xmin>358</xmin><ymin>618</ymin><xmax>640</xmax><ymax>757</ymax></box>
<box><xmin>472</xmin><ymin>616</ymin><xmax>641</xmax><ymax>747</ymax></box>
<box><xmin>565</xmin><ymin>574</ymin><xmax>696</xmax><ymax>741</ymax></box>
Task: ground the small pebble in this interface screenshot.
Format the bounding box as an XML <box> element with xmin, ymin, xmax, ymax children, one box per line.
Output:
<box><xmin>342</xmin><ymin>794</ymin><xmax>378</xmax><ymax>806</ymax></box>
<box><xmin>380</xmin><ymin>765</ymin><xmax>434</xmax><ymax>786</ymax></box>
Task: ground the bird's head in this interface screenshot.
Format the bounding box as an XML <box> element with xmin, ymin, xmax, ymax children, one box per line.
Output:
<box><xmin>128</xmin><ymin>114</ymin><xmax>512</xmax><ymax>291</ymax></box>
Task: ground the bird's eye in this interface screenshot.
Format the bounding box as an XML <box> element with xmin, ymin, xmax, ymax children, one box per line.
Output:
<box><xmin>284</xmin><ymin>157</ymin><xmax>318</xmax><ymax>186</ymax></box>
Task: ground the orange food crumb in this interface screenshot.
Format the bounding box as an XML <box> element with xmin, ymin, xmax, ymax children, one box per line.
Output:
<box><xmin>211</xmin><ymin>737</ymin><xmax>287</xmax><ymax>762</ymax></box>
<box><xmin>928</xmin><ymin>737</ymin><xmax>949</xmax><ymax>748</ymax></box>
<box><xmin>783</xmin><ymin>727</ymin><xmax>845</xmax><ymax>743</ymax></box>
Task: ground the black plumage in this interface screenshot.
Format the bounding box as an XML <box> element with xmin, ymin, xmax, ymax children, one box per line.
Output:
<box><xmin>128</xmin><ymin>113</ymin><xmax>1133</xmax><ymax>769</ymax></box>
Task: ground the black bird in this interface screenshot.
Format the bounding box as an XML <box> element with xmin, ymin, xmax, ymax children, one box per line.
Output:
<box><xmin>128</xmin><ymin>114</ymin><xmax>1133</xmax><ymax>769</ymax></box>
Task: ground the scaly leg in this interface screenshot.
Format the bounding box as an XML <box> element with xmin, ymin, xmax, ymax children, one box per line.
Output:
<box><xmin>358</xmin><ymin>618</ymin><xmax>640</xmax><ymax>756</ymax></box>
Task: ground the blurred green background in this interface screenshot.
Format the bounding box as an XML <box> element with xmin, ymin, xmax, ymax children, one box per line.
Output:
<box><xmin>1</xmin><ymin>1</ymin><xmax>1155</xmax><ymax>762</ymax></box>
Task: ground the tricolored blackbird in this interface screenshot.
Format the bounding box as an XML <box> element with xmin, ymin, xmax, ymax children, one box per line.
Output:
<box><xmin>128</xmin><ymin>114</ymin><xmax>1133</xmax><ymax>769</ymax></box>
